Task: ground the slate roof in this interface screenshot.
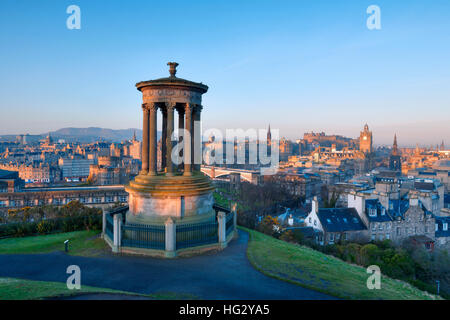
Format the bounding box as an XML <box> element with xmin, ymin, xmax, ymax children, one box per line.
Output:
<box><xmin>414</xmin><ymin>181</ymin><xmax>436</xmax><ymax>191</ymax></box>
<box><xmin>0</xmin><ymin>169</ymin><xmax>18</xmax><ymax>179</ymax></box>
<box><xmin>316</xmin><ymin>208</ymin><xmax>367</xmax><ymax>233</ymax></box>
<box><xmin>365</xmin><ymin>199</ymin><xmax>394</xmax><ymax>222</ymax></box>
<box><xmin>435</xmin><ymin>216</ymin><xmax>450</xmax><ymax>238</ymax></box>
<box><xmin>444</xmin><ymin>194</ymin><xmax>450</xmax><ymax>207</ymax></box>
<box><xmin>363</xmin><ymin>198</ymin><xmax>428</xmax><ymax>221</ymax></box>
<box><xmin>388</xmin><ymin>199</ymin><xmax>410</xmax><ymax>218</ymax></box>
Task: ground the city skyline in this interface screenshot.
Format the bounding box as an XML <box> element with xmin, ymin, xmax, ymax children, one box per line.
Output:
<box><xmin>1</xmin><ymin>0</ymin><xmax>450</xmax><ymax>145</ymax></box>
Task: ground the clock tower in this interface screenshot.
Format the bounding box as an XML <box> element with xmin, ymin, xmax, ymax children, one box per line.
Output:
<box><xmin>359</xmin><ymin>124</ymin><xmax>373</xmax><ymax>154</ymax></box>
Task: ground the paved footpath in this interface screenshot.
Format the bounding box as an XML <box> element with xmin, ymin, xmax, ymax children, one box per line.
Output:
<box><xmin>0</xmin><ymin>230</ymin><xmax>335</xmax><ymax>300</ymax></box>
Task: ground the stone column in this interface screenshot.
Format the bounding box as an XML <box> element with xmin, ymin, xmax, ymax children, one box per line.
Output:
<box><xmin>102</xmin><ymin>210</ymin><xmax>106</xmax><ymax>238</ymax></box>
<box><xmin>165</xmin><ymin>102</ymin><xmax>175</xmax><ymax>176</ymax></box>
<box><xmin>193</xmin><ymin>105</ymin><xmax>202</xmax><ymax>171</ymax></box>
<box><xmin>165</xmin><ymin>218</ymin><xmax>176</xmax><ymax>258</ymax></box>
<box><xmin>113</xmin><ymin>213</ymin><xmax>122</xmax><ymax>253</ymax></box>
<box><xmin>178</xmin><ymin>107</ymin><xmax>185</xmax><ymax>171</ymax></box>
<box><xmin>141</xmin><ymin>104</ymin><xmax>149</xmax><ymax>174</ymax></box>
<box><xmin>232</xmin><ymin>203</ymin><xmax>237</xmax><ymax>233</ymax></box>
<box><xmin>184</xmin><ymin>103</ymin><xmax>193</xmax><ymax>176</ymax></box>
<box><xmin>161</xmin><ymin>107</ymin><xmax>167</xmax><ymax>171</ymax></box>
<box><xmin>217</xmin><ymin>211</ymin><xmax>227</xmax><ymax>248</ymax></box>
<box><xmin>148</xmin><ymin>103</ymin><xmax>158</xmax><ymax>175</ymax></box>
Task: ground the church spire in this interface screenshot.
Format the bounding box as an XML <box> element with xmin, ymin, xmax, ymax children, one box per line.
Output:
<box><xmin>392</xmin><ymin>134</ymin><xmax>398</xmax><ymax>156</ymax></box>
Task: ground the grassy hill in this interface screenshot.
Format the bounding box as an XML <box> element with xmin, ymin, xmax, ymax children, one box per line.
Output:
<box><xmin>243</xmin><ymin>227</ymin><xmax>441</xmax><ymax>300</ymax></box>
<box><xmin>0</xmin><ymin>231</ymin><xmax>107</xmax><ymax>256</ymax></box>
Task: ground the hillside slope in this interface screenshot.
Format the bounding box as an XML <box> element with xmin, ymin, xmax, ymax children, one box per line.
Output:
<box><xmin>243</xmin><ymin>227</ymin><xmax>440</xmax><ymax>300</ymax></box>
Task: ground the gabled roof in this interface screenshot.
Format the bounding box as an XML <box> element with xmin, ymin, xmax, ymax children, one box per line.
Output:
<box><xmin>435</xmin><ymin>216</ymin><xmax>450</xmax><ymax>238</ymax></box>
<box><xmin>388</xmin><ymin>199</ymin><xmax>410</xmax><ymax>218</ymax></box>
<box><xmin>365</xmin><ymin>199</ymin><xmax>394</xmax><ymax>222</ymax></box>
<box><xmin>316</xmin><ymin>208</ymin><xmax>367</xmax><ymax>232</ymax></box>
<box><xmin>444</xmin><ymin>194</ymin><xmax>450</xmax><ymax>206</ymax></box>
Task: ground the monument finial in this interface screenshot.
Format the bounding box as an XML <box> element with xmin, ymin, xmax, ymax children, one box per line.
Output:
<box><xmin>167</xmin><ymin>62</ymin><xmax>179</xmax><ymax>77</ymax></box>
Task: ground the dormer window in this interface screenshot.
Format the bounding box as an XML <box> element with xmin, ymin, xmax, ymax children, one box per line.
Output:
<box><xmin>381</xmin><ymin>208</ymin><xmax>386</xmax><ymax>216</ymax></box>
<box><xmin>444</xmin><ymin>223</ymin><xmax>448</xmax><ymax>231</ymax></box>
<box><xmin>368</xmin><ymin>208</ymin><xmax>377</xmax><ymax>217</ymax></box>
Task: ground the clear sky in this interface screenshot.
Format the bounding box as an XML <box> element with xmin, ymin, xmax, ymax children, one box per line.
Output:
<box><xmin>0</xmin><ymin>0</ymin><xmax>449</xmax><ymax>146</ymax></box>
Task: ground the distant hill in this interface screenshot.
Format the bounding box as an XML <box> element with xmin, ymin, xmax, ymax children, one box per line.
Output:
<box><xmin>46</xmin><ymin>127</ymin><xmax>143</xmax><ymax>143</ymax></box>
<box><xmin>0</xmin><ymin>127</ymin><xmax>166</xmax><ymax>144</ymax></box>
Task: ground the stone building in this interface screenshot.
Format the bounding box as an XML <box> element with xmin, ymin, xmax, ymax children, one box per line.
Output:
<box><xmin>348</xmin><ymin>191</ymin><xmax>436</xmax><ymax>246</ymax></box>
<box><xmin>435</xmin><ymin>216</ymin><xmax>450</xmax><ymax>249</ymax></box>
<box><xmin>304</xmin><ymin>197</ymin><xmax>367</xmax><ymax>245</ymax></box>
<box><xmin>0</xmin><ymin>185</ymin><xmax>128</xmax><ymax>213</ymax></box>
<box><xmin>58</xmin><ymin>156</ymin><xmax>94</xmax><ymax>182</ymax></box>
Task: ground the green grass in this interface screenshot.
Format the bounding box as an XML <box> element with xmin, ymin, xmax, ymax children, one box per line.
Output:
<box><xmin>243</xmin><ymin>227</ymin><xmax>441</xmax><ymax>300</ymax></box>
<box><xmin>213</xmin><ymin>191</ymin><xmax>230</xmax><ymax>208</ymax></box>
<box><xmin>0</xmin><ymin>277</ymin><xmax>198</xmax><ymax>300</ymax></box>
<box><xmin>0</xmin><ymin>230</ymin><xmax>108</xmax><ymax>256</ymax></box>
<box><xmin>0</xmin><ymin>277</ymin><xmax>137</xmax><ymax>300</ymax></box>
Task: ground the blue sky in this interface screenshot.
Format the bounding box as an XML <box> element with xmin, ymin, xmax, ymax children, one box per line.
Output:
<box><xmin>0</xmin><ymin>0</ymin><xmax>449</xmax><ymax>146</ymax></box>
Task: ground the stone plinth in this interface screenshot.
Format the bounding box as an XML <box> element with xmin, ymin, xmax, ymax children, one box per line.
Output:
<box><xmin>125</xmin><ymin>172</ymin><xmax>215</xmax><ymax>224</ymax></box>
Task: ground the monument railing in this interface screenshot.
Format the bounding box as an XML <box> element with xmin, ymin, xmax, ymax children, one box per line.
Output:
<box><xmin>122</xmin><ymin>222</ymin><xmax>165</xmax><ymax>250</ymax></box>
<box><xmin>104</xmin><ymin>204</ymin><xmax>236</xmax><ymax>255</ymax></box>
<box><xmin>175</xmin><ymin>220</ymin><xmax>218</xmax><ymax>249</ymax></box>
<box><xmin>105</xmin><ymin>213</ymin><xmax>114</xmax><ymax>241</ymax></box>
<box><xmin>226</xmin><ymin>211</ymin><xmax>234</xmax><ymax>237</ymax></box>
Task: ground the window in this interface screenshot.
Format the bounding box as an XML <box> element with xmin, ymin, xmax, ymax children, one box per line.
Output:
<box><xmin>444</xmin><ymin>223</ymin><xmax>448</xmax><ymax>231</ymax></box>
<box><xmin>435</xmin><ymin>224</ymin><xmax>438</xmax><ymax>232</ymax></box>
<box><xmin>314</xmin><ymin>220</ymin><xmax>317</xmax><ymax>226</ymax></box>
<box><xmin>386</xmin><ymin>233</ymin><xmax>390</xmax><ymax>240</ymax></box>
<box><xmin>344</xmin><ymin>233</ymin><xmax>348</xmax><ymax>240</ymax></box>
<box><xmin>371</xmin><ymin>234</ymin><xmax>376</xmax><ymax>241</ymax></box>
<box><xmin>381</xmin><ymin>208</ymin><xmax>386</xmax><ymax>216</ymax></box>
<box><xmin>396</xmin><ymin>227</ymin><xmax>401</xmax><ymax>236</ymax></box>
<box><xmin>379</xmin><ymin>224</ymin><xmax>383</xmax><ymax>230</ymax></box>
<box><xmin>369</xmin><ymin>208</ymin><xmax>377</xmax><ymax>217</ymax></box>
<box><xmin>372</xmin><ymin>223</ymin><xmax>377</xmax><ymax>231</ymax></box>
<box><xmin>329</xmin><ymin>233</ymin><xmax>334</xmax><ymax>241</ymax></box>
<box><xmin>309</xmin><ymin>217</ymin><xmax>312</xmax><ymax>223</ymax></box>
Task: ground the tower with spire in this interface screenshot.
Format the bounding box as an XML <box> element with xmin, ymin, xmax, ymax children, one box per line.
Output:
<box><xmin>267</xmin><ymin>124</ymin><xmax>272</xmax><ymax>146</ymax></box>
<box><xmin>389</xmin><ymin>134</ymin><xmax>401</xmax><ymax>171</ymax></box>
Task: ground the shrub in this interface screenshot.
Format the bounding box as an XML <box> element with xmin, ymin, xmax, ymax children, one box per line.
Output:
<box><xmin>279</xmin><ymin>230</ymin><xmax>295</xmax><ymax>243</ymax></box>
<box><xmin>37</xmin><ymin>220</ymin><xmax>53</xmax><ymax>235</ymax></box>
